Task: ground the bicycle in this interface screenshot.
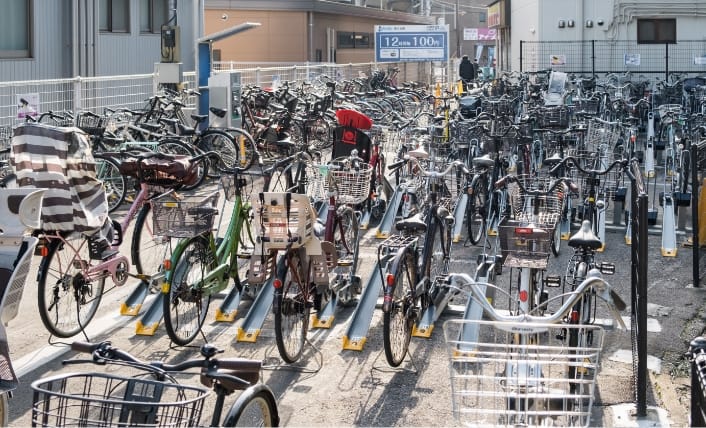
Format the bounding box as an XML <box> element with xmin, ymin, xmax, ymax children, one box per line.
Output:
<box><xmin>0</xmin><ymin>187</ymin><xmax>45</xmax><ymax>425</ymax></box>
<box><xmin>442</xmin><ymin>270</ymin><xmax>626</xmax><ymax>427</ymax></box>
<box><xmin>162</xmin><ymin>165</ymin><xmax>255</xmax><ymax>346</ymax></box>
<box><xmin>12</xmin><ymin>124</ymin><xmax>214</xmax><ymax>337</ymax></box>
<box><xmin>380</xmin><ymin>158</ymin><xmax>465</xmax><ymax>366</ymax></box>
<box><xmin>32</xmin><ymin>340</ymin><xmax>279</xmax><ymax>426</ymax></box>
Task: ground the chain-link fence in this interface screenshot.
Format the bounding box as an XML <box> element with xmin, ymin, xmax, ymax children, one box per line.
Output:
<box><xmin>520</xmin><ymin>39</ymin><xmax>706</xmax><ymax>78</ymax></box>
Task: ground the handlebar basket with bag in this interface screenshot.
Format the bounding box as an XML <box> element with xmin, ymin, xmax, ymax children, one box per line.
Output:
<box><xmin>31</xmin><ymin>372</ymin><xmax>209</xmax><ymax>427</ymax></box>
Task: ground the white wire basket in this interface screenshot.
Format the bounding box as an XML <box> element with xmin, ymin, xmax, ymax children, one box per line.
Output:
<box><xmin>444</xmin><ymin>319</ymin><xmax>604</xmax><ymax>428</ymax></box>
<box><xmin>152</xmin><ymin>192</ymin><xmax>219</xmax><ymax>238</ymax></box>
<box><xmin>307</xmin><ymin>163</ymin><xmax>373</xmax><ymax>205</ymax></box>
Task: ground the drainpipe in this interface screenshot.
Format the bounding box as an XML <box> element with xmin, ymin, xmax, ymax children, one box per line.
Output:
<box><xmin>72</xmin><ymin>1</ymin><xmax>79</xmax><ymax>78</ymax></box>
<box><xmin>309</xmin><ymin>12</ymin><xmax>314</xmax><ymax>62</ymax></box>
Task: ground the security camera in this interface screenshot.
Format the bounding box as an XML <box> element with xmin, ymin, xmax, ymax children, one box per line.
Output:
<box><xmin>221</xmin><ymin>14</ymin><xmax>228</xmax><ymax>20</ymax></box>
<box><xmin>597</xmin><ymin>19</ymin><xmax>604</xmax><ymax>26</ymax></box>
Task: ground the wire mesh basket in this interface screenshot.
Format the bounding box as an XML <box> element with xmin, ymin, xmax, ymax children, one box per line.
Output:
<box><xmin>307</xmin><ymin>162</ymin><xmax>373</xmax><ymax>205</ymax></box>
<box><xmin>571</xmin><ymin>98</ymin><xmax>601</xmax><ymax>116</ymax></box>
<box><xmin>252</xmin><ymin>192</ymin><xmax>316</xmax><ymax>250</ymax></box>
<box><xmin>220</xmin><ymin>174</ymin><xmax>249</xmax><ymax>202</ymax></box>
<box><xmin>444</xmin><ymin>319</ymin><xmax>604</xmax><ymax>428</ymax></box>
<box><xmin>498</xmin><ymin>219</ymin><xmax>554</xmax><ymax>269</ymax></box>
<box><xmin>152</xmin><ymin>192</ymin><xmax>219</xmax><ymax>238</ymax></box>
<box><xmin>75</xmin><ymin>112</ymin><xmax>108</xmax><ymax>136</ymax></box>
<box><xmin>506</xmin><ymin>176</ymin><xmax>563</xmax><ymax>225</ymax></box>
<box><xmin>31</xmin><ymin>372</ymin><xmax>209</xmax><ymax>427</ymax></box>
<box><xmin>537</xmin><ymin>106</ymin><xmax>571</xmax><ymax>128</ymax></box>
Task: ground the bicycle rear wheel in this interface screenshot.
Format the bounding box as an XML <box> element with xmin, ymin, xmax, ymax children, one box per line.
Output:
<box><xmin>274</xmin><ymin>251</ymin><xmax>309</xmax><ymax>363</ymax></box>
<box><xmin>163</xmin><ymin>236</ymin><xmax>213</xmax><ymax>346</ymax></box>
<box><xmin>333</xmin><ymin>206</ymin><xmax>359</xmax><ymax>305</ymax></box>
<box><xmin>222</xmin><ymin>384</ymin><xmax>280</xmax><ymax>427</ymax></box>
<box><xmin>383</xmin><ymin>249</ymin><xmax>417</xmax><ymax>367</ymax></box>
<box><xmin>132</xmin><ymin>202</ymin><xmax>175</xmax><ymax>278</ymax></box>
<box><xmin>37</xmin><ymin>235</ymin><xmax>105</xmax><ymax>338</ymax></box>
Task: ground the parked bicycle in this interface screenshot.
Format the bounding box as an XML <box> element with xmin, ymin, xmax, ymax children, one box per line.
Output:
<box><xmin>443</xmin><ymin>270</ymin><xmax>626</xmax><ymax>427</ymax></box>
<box><xmin>31</xmin><ymin>340</ymin><xmax>279</xmax><ymax>426</ymax></box>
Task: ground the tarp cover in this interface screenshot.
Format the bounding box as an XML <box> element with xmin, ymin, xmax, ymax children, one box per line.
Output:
<box><xmin>11</xmin><ymin>123</ymin><xmax>108</xmax><ymax>234</ymax></box>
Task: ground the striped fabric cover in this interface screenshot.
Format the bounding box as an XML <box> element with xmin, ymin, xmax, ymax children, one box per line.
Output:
<box><xmin>10</xmin><ymin>123</ymin><xmax>108</xmax><ymax>234</ymax></box>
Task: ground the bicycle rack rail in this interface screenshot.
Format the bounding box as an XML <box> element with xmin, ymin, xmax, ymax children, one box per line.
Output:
<box><xmin>451</xmin><ymin>193</ymin><xmax>468</xmax><ymax>243</ymax></box>
<box><xmin>235</xmin><ymin>256</ymin><xmax>284</xmax><ymax>343</ymax></box>
<box><xmin>661</xmin><ymin>193</ymin><xmax>678</xmax><ymax>256</ymax></box>
<box><xmin>121</xmin><ymin>280</ymin><xmax>151</xmax><ymax>317</ymax></box>
<box><xmin>451</xmin><ymin>258</ymin><xmax>498</xmax><ymax>355</ymax></box>
<box><xmin>134</xmin><ymin>286</ymin><xmax>164</xmax><ymax>335</ymax></box>
<box><xmin>645</xmin><ymin>112</ymin><xmax>656</xmax><ymax>178</ymax></box>
<box><xmin>359</xmin><ymin>207</ymin><xmax>372</xmax><ymax>230</ymax></box>
<box><xmin>342</xmin><ymin>258</ymin><xmax>386</xmax><ymax>351</ymax></box>
<box><xmin>375</xmin><ymin>184</ymin><xmax>403</xmax><ymax>239</ymax></box>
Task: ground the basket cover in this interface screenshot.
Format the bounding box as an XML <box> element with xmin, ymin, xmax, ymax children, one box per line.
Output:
<box><xmin>11</xmin><ymin>123</ymin><xmax>108</xmax><ymax>234</ymax></box>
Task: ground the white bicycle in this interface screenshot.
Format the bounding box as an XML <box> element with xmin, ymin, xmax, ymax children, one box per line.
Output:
<box><xmin>443</xmin><ymin>270</ymin><xmax>626</xmax><ymax>427</ymax></box>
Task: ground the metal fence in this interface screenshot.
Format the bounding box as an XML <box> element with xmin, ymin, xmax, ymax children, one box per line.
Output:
<box><xmin>520</xmin><ymin>39</ymin><xmax>706</xmax><ymax>78</ymax></box>
<box><xmin>0</xmin><ymin>61</ymin><xmax>433</xmax><ymax>132</ymax></box>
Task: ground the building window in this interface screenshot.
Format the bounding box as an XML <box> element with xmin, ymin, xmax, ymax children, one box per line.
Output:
<box><xmin>337</xmin><ymin>32</ymin><xmax>372</xmax><ymax>49</ymax></box>
<box><xmin>100</xmin><ymin>0</ymin><xmax>130</xmax><ymax>33</ymax></box>
<box><xmin>141</xmin><ymin>0</ymin><xmax>169</xmax><ymax>33</ymax></box>
<box><xmin>637</xmin><ymin>18</ymin><xmax>676</xmax><ymax>44</ymax></box>
<box><xmin>0</xmin><ymin>0</ymin><xmax>32</xmax><ymax>58</ymax></box>
<box><xmin>479</xmin><ymin>12</ymin><xmax>487</xmax><ymax>23</ymax></box>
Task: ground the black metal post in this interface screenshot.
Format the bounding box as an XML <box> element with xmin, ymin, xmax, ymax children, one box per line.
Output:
<box><xmin>636</xmin><ymin>192</ymin><xmax>648</xmax><ymax>417</ymax></box>
<box><xmin>520</xmin><ymin>40</ymin><xmax>523</xmax><ymax>72</ymax></box>
<box><xmin>693</xmin><ymin>143</ymin><xmax>700</xmax><ymax>287</ymax></box>
<box><xmin>591</xmin><ymin>40</ymin><xmax>596</xmax><ymax>77</ymax></box>
<box><xmin>665</xmin><ymin>43</ymin><xmax>669</xmax><ymax>81</ymax></box>
<box><xmin>690</xmin><ymin>337</ymin><xmax>706</xmax><ymax>427</ymax></box>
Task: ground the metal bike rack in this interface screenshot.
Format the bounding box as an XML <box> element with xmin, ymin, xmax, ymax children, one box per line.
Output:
<box><xmin>235</xmin><ymin>255</ymin><xmax>283</xmax><ymax>342</ymax></box>
<box><xmin>375</xmin><ymin>185</ymin><xmax>403</xmax><ymax>238</ymax></box>
<box><xmin>596</xmin><ymin>198</ymin><xmax>607</xmax><ymax>252</ymax></box>
<box><xmin>560</xmin><ymin>196</ymin><xmax>572</xmax><ymax>240</ymax></box>
<box><xmin>645</xmin><ymin>112</ymin><xmax>656</xmax><ymax>178</ymax></box>
<box><xmin>451</xmin><ymin>193</ymin><xmax>468</xmax><ymax>243</ymax></box>
<box><xmin>661</xmin><ymin>193</ymin><xmax>678</xmax><ymax>257</ymax></box>
<box><xmin>342</xmin><ymin>259</ymin><xmax>385</xmax><ymax>351</ymax></box>
<box><xmin>134</xmin><ymin>289</ymin><xmax>164</xmax><ymax>336</ymax></box>
<box><xmin>359</xmin><ymin>208</ymin><xmax>372</xmax><ymax>230</ymax></box>
<box><xmin>122</xmin><ymin>281</ymin><xmax>150</xmax><ymax>317</ymax></box>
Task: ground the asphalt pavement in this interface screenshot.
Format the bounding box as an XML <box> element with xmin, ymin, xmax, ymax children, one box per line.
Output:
<box><xmin>3</xmin><ymin>177</ymin><xmax>702</xmax><ymax>426</ymax></box>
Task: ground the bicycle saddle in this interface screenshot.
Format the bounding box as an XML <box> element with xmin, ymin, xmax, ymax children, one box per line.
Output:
<box><xmin>568</xmin><ymin>220</ymin><xmax>602</xmax><ymax>249</ymax></box>
<box><xmin>543</xmin><ymin>152</ymin><xmax>563</xmax><ymax>167</ymax></box>
<box><xmin>395</xmin><ymin>214</ymin><xmax>427</xmax><ymax>233</ymax></box>
<box><xmin>472</xmin><ymin>154</ymin><xmax>495</xmax><ymax>168</ymax></box>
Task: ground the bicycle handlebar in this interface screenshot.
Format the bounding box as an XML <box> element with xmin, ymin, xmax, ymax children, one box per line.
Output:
<box><xmin>495</xmin><ymin>174</ymin><xmax>579</xmax><ymax>195</ymax></box>
<box><xmin>70</xmin><ymin>341</ymin><xmax>262</xmax><ymax>386</ymax></box>
<box><xmin>446</xmin><ymin>270</ymin><xmax>627</xmax><ymax>328</ymax></box>
<box><xmin>548</xmin><ymin>156</ymin><xmax>628</xmax><ymax>178</ymax></box>
<box><xmin>389</xmin><ymin>156</ymin><xmax>470</xmax><ymax>177</ymax></box>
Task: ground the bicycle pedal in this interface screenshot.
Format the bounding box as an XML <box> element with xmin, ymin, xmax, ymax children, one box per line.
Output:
<box><xmin>337</xmin><ymin>259</ymin><xmax>353</xmax><ymax>267</ymax></box>
<box><xmin>544</xmin><ymin>275</ymin><xmax>561</xmax><ymax>287</ymax></box>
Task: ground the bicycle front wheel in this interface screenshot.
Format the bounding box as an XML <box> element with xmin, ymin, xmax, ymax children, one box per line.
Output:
<box><xmin>132</xmin><ymin>203</ymin><xmax>175</xmax><ymax>278</ymax></box>
<box><xmin>163</xmin><ymin>236</ymin><xmax>214</xmax><ymax>346</ymax></box>
<box><xmin>222</xmin><ymin>384</ymin><xmax>280</xmax><ymax>427</ymax></box>
<box><xmin>466</xmin><ymin>183</ymin><xmax>486</xmax><ymax>245</ymax></box>
<box><xmin>37</xmin><ymin>235</ymin><xmax>105</xmax><ymax>338</ymax></box>
<box><xmin>383</xmin><ymin>249</ymin><xmax>417</xmax><ymax>367</ymax></box>
<box><xmin>334</xmin><ymin>206</ymin><xmax>360</xmax><ymax>289</ymax></box>
<box><xmin>274</xmin><ymin>251</ymin><xmax>309</xmax><ymax>363</ymax></box>
<box><xmin>94</xmin><ymin>155</ymin><xmax>127</xmax><ymax>213</ymax></box>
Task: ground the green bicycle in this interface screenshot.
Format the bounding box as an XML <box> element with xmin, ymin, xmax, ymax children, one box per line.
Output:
<box><xmin>161</xmin><ymin>167</ymin><xmax>255</xmax><ymax>346</ymax></box>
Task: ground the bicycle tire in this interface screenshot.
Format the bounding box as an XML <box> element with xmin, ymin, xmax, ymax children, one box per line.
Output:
<box><xmin>333</xmin><ymin>206</ymin><xmax>360</xmax><ymax>306</ymax></box>
<box><xmin>263</xmin><ymin>165</ymin><xmax>295</xmax><ymax>193</ymax></box>
<box><xmin>422</xmin><ymin>217</ymin><xmax>450</xmax><ymax>281</ymax></box>
<box><xmin>221</xmin><ymin>384</ymin><xmax>280</xmax><ymax>427</ymax></box>
<box><xmin>197</xmin><ymin>130</ymin><xmax>238</xmax><ymax>178</ymax></box>
<box><xmin>94</xmin><ymin>155</ymin><xmax>127</xmax><ymax>213</ymax></box>
<box><xmin>132</xmin><ymin>202</ymin><xmax>175</xmax><ymax>278</ymax></box>
<box><xmin>37</xmin><ymin>235</ymin><xmax>105</xmax><ymax>338</ymax></box>
<box><xmin>567</xmin><ymin>261</ymin><xmax>592</xmax><ymax>394</ymax></box>
<box><xmin>551</xmin><ymin>223</ymin><xmax>562</xmax><ymax>257</ymax></box>
<box><xmin>163</xmin><ymin>235</ymin><xmax>213</xmax><ymax>346</ymax></box>
<box><xmin>274</xmin><ymin>251</ymin><xmax>308</xmax><ymax>364</ymax></box>
<box><xmin>466</xmin><ymin>180</ymin><xmax>486</xmax><ymax>246</ymax></box>
<box><xmin>0</xmin><ymin>393</ymin><xmax>7</xmax><ymax>427</ymax></box>
<box><xmin>383</xmin><ymin>248</ymin><xmax>416</xmax><ymax>367</ymax></box>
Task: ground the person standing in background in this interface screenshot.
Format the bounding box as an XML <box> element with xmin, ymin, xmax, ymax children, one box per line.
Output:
<box><xmin>459</xmin><ymin>55</ymin><xmax>475</xmax><ymax>92</ymax></box>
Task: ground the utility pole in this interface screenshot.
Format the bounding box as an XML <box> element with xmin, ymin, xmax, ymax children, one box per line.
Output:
<box><xmin>455</xmin><ymin>0</ymin><xmax>461</xmax><ymax>57</ymax></box>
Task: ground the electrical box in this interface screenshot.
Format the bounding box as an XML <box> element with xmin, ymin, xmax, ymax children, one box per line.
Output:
<box><xmin>154</xmin><ymin>62</ymin><xmax>183</xmax><ymax>93</ymax></box>
<box><xmin>160</xmin><ymin>25</ymin><xmax>181</xmax><ymax>63</ymax></box>
<box><xmin>208</xmin><ymin>72</ymin><xmax>242</xmax><ymax>129</ymax></box>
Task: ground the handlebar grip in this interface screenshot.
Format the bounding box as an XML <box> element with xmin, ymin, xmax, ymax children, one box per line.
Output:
<box><xmin>567</xmin><ymin>179</ymin><xmax>579</xmax><ymax>193</ymax></box>
<box><xmin>387</xmin><ymin>159</ymin><xmax>407</xmax><ymax>172</ymax></box>
<box><xmin>217</xmin><ymin>358</ymin><xmax>262</xmax><ymax>372</ymax></box>
<box><xmin>495</xmin><ymin>175</ymin><xmax>513</xmax><ymax>188</ymax></box>
<box><xmin>71</xmin><ymin>341</ymin><xmax>103</xmax><ymax>354</ymax></box>
<box><xmin>610</xmin><ymin>289</ymin><xmax>627</xmax><ymax>312</ymax></box>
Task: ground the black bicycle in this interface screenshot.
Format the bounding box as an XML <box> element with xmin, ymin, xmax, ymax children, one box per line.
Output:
<box><xmin>31</xmin><ymin>341</ymin><xmax>279</xmax><ymax>427</ymax></box>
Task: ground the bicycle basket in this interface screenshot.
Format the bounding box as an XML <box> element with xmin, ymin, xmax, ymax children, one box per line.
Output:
<box><xmin>152</xmin><ymin>192</ymin><xmax>219</xmax><ymax>238</ymax></box>
<box><xmin>537</xmin><ymin>106</ymin><xmax>570</xmax><ymax>128</ymax></box>
<box><xmin>507</xmin><ymin>176</ymin><xmax>563</xmax><ymax>226</ymax></box>
<box><xmin>444</xmin><ymin>319</ymin><xmax>603</xmax><ymax>428</ymax></box>
<box><xmin>252</xmin><ymin>192</ymin><xmax>316</xmax><ymax>250</ymax></box>
<box><xmin>330</xmin><ymin>163</ymin><xmax>373</xmax><ymax>205</ymax></box>
<box><xmin>498</xmin><ymin>219</ymin><xmax>553</xmax><ymax>269</ymax></box>
<box><xmin>75</xmin><ymin>112</ymin><xmax>107</xmax><ymax>136</ymax></box>
<box><xmin>31</xmin><ymin>372</ymin><xmax>209</xmax><ymax>427</ymax></box>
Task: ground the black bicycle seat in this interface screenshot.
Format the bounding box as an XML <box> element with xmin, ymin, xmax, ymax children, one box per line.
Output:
<box><xmin>472</xmin><ymin>154</ymin><xmax>495</xmax><ymax>169</ymax></box>
<box><xmin>568</xmin><ymin>220</ymin><xmax>602</xmax><ymax>249</ymax></box>
<box><xmin>395</xmin><ymin>214</ymin><xmax>427</xmax><ymax>233</ymax></box>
